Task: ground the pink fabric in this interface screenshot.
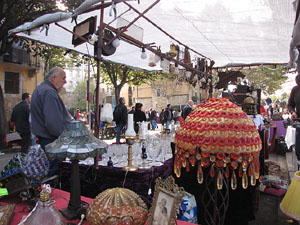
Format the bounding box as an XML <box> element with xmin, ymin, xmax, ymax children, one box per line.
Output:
<box><xmin>2</xmin><ymin>188</ymin><xmax>196</xmax><ymax>225</ymax></box>
<box><xmin>263</xmin><ymin>187</ymin><xmax>287</xmax><ymax>197</ymax></box>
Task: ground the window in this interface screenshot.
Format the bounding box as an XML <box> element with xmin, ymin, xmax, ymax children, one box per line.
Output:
<box><xmin>157</xmin><ymin>88</ymin><xmax>160</xmax><ymax>97</ymax></box>
<box><xmin>5</xmin><ymin>72</ymin><xmax>19</xmax><ymax>94</ymax></box>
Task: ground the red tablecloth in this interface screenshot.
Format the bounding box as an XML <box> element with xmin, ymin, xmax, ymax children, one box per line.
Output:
<box><xmin>1</xmin><ymin>188</ymin><xmax>195</xmax><ymax>225</ymax></box>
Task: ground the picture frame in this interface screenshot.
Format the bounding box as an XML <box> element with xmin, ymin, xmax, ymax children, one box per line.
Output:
<box><xmin>148</xmin><ymin>176</ymin><xmax>185</xmax><ymax>225</ymax></box>
<box><xmin>0</xmin><ymin>204</ymin><xmax>16</xmax><ymax>225</ymax></box>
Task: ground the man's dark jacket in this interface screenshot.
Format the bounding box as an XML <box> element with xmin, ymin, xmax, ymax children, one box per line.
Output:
<box><xmin>11</xmin><ymin>100</ymin><xmax>30</xmax><ymax>133</ymax></box>
<box><xmin>31</xmin><ymin>80</ymin><xmax>70</xmax><ymax>139</ymax></box>
<box><xmin>288</xmin><ymin>85</ymin><xmax>300</xmax><ymax>118</ymax></box>
<box><xmin>182</xmin><ymin>104</ymin><xmax>192</xmax><ymax>120</ymax></box>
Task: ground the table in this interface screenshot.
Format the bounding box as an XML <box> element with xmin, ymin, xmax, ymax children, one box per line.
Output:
<box><xmin>0</xmin><ymin>188</ymin><xmax>195</xmax><ymax>225</ymax></box>
<box><xmin>59</xmin><ymin>158</ymin><xmax>173</xmax><ymax>206</ymax></box>
<box><xmin>270</xmin><ymin>120</ymin><xmax>286</xmax><ymax>139</ymax></box>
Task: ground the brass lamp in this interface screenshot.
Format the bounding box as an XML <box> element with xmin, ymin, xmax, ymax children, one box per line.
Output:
<box><xmin>123</xmin><ymin>114</ymin><xmax>139</xmax><ymax>171</ymax></box>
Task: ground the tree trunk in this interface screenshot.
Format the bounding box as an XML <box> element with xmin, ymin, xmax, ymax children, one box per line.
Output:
<box><xmin>0</xmin><ymin>84</ymin><xmax>8</xmax><ymax>149</ymax></box>
<box><xmin>114</xmin><ymin>86</ymin><xmax>121</xmax><ymax>105</ymax></box>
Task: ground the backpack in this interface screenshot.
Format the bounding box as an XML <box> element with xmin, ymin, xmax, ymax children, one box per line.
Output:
<box><xmin>113</xmin><ymin>105</ymin><xmax>122</xmax><ymax>123</ymax></box>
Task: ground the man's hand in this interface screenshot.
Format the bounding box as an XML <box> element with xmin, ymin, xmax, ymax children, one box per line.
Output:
<box><xmin>292</xmin><ymin>112</ymin><xmax>298</xmax><ymax>119</ymax></box>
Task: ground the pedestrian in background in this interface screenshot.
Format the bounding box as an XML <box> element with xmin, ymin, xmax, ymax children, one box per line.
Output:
<box><xmin>113</xmin><ymin>97</ymin><xmax>128</xmax><ymax>143</ymax></box>
<box><xmin>11</xmin><ymin>93</ymin><xmax>31</xmax><ymax>153</ymax></box>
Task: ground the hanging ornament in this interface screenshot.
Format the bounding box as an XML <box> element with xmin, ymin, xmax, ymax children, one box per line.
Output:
<box><xmin>197</xmin><ymin>163</ymin><xmax>204</xmax><ymax>184</ymax></box>
<box><xmin>217</xmin><ymin>169</ymin><xmax>223</xmax><ymax>190</ymax></box>
<box><xmin>231</xmin><ymin>170</ymin><xmax>237</xmax><ymax>190</ymax></box>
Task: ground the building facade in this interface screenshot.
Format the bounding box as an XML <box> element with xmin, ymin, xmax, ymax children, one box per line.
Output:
<box><xmin>0</xmin><ymin>44</ymin><xmax>44</xmax><ymax>121</ymax></box>
<box><xmin>120</xmin><ymin>79</ymin><xmax>211</xmax><ymax>111</ymax></box>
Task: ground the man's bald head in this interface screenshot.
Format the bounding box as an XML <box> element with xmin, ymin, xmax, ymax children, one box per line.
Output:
<box><xmin>45</xmin><ymin>67</ymin><xmax>66</xmax><ymax>92</ymax></box>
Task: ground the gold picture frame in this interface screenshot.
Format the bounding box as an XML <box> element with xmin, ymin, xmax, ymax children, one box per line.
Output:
<box><xmin>0</xmin><ymin>204</ymin><xmax>16</xmax><ymax>225</ymax></box>
<box><xmin>148</xmin><ymin>176</ymin><xmax>185</xmax><ymax>225</ymax></box>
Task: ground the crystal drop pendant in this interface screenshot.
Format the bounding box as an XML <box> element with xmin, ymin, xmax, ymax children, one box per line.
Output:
<box><xmin>186</xmin><ymin>160</ymin><xmax>190</xmax><ymax>172</ymax></box>
<box><xmin>174</xmin><ymin>159</ymin><xmax>178</xmax><ymax>175</ymax></box>
<box><xmin>225</xmin><ymin>166</ymin><xmax>229</xmax><ymax>179</ymax></box>
<box><xmin>231</xmin><ymin>170</ymin><xmax>237</xmax><ymax>190</ymax></box>
<box><xmin>182</xmin><ymin>159</ymin><xmax>186</xmax><ymax>168</ymax></box>
<box><xmin>217</xmin><ymin>170</ymin><xmax>223</xmax><ymax>190</ymax></box>
<box><xmin>175</xmin><ymin>164</ymin><xmax>181</xmax><ymax>178</ymax></box>
<box><xmin>251</xmin><ymin>173</ymin><xmax>256</xmax><ymax>186</ymax></box>
<box><xmin>242</xmin><ymin>171</ymin><xmax>248</xmax><ymax>189</ymax></box>
<box><xmin>255</xmin><ymin>160</ymin><xmax>260</xmax><ymax>179</ymax></box>
<box><xmin>197</xmin><ymin>163</ymin><xmax>203</xmax><ymax>184</ymax></box>
<box><xmin>210</xmin><ymin>164</ymin><xmax>215</xmax><ymax>178</ymax></box>
<box><xmin>238</xmin><ymin>164</ymin><xmax>243</xmax><ymax>178</ymax></box>
<box><xmin>248</xmin><ymin>163</ymin><xmax>253</xmax><ymax>176</ymax></box>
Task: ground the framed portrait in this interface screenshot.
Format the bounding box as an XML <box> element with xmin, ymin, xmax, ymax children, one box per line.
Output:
<box><xmin>148</xmin><ymin>176</ymin><xmax>185</xmax><ymax>225</ymax></box>
<box><xmin>0</xmin><ymin>204</ymin><xmax>16</xmax><ymax>225</ymax></box>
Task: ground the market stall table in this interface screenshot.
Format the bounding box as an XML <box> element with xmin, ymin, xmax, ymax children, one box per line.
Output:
<box><xmin>0</xmin><ymin>188</ymin><xmax>196</xmax><ymax>225</ymax></box>
<box><xmin>59</xmin><ymin>158</ymin><xmax>173</xmax><ymax>206</ymax></box>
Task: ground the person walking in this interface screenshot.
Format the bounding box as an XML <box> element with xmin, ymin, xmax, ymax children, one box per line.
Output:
<box><xmin>133</xmin><ymin>103</ymin><xmax>146</xmax><ymax>133</ymax></box>
<box><xmin>113</xmin><ymin>97</ymin><xmax>128</xmax><ymax>143</ymax></box>
<box><xmin>182</xmin><ymin>100</ymin><xmax>194</xmax><ymax>120</ymax></box>
<box><xmin>11</xmin><ymin>93</ymin><xmax>31</xmax><ymax>153</ymax></box>
<box><xmin>159</xmin><ymin>109</ymin><xmax>165</xmax><ymax>126</ymax></box>
<box><xmin>149</xmin><ymin>108</ymin><xmax>158</xmax><ymax>130</ymax></box>
<box><xmin>163</xmin><ymin>104</ymin><xmax>173</xmax><ymax>130</ymax></box>
<box><xmin>288</xmin><ymin>75</ymin><xmax>300</xmax><ymax>162</ymax></box>
<box><xmin>31</xmin><ymin>67</ymin><xmax>71</xmax><ymax>176</ymax></box>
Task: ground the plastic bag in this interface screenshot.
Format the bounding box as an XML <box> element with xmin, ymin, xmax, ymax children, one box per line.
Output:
<box><xmin>101</xmin><ymin>103</ymin><xmax>113</xmax><ymax>123</ymax></box>
<box><xmin>177</xmin><ymin>192</ymin><xmax>197</xmax><ymax>223</ymax></box>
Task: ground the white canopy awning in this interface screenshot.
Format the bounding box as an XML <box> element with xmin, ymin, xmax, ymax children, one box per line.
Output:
<box><xmin>9</xmin><ymin>0</ymin><xmax>296</xmax><ymax>70</ymax></box>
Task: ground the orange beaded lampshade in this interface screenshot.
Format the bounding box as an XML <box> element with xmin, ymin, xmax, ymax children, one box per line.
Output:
<box><xmin>174</xmin><ymin>98</ymin><xmax>262</xmax><ymax>190</ymax></box>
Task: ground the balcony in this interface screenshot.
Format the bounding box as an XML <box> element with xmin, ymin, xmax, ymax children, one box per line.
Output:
<box><xmin>1</xmin><ymin>47</ymin><xmax>40</xmax><ymax>68</ymax></box>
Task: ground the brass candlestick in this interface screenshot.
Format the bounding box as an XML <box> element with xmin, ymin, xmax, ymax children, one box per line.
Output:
<box><xmin>123</xmin><ymin>136</ymin><xmax>139</xmax><ymax>171</ymax></box>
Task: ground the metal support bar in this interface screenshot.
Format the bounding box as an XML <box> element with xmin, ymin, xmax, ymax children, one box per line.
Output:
<box><xmin>104</xmin><ymin>23</ymin><xmax>199</xmax><ymax>73</ymax></box>
<box><xmin>104</xmin><ymin>0</ymin><xmax>160</xmax><ymax>47</ymax></box>
<box><xmin>124</xmin><ymin>1</ymin><xmax>211</xmax><ymax>61</ymax></box>
<box><xmin>94</xmin><ymin>4</ymin><xmax>105</xmax><ymax>139</ymax></box>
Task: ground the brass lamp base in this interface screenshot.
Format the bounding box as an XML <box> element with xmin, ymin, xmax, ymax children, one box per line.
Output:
<box><xmin>123</xmin><ymin>135</ymin><xmax>139</xmax><ymax>171</ymax></box>
<box><xmin>123</xmin><ymin>165</ymin><xmax>139</xmax><ymax>171</ymax></box>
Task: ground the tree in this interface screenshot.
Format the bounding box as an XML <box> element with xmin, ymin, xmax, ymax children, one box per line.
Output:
<box><xmin>72</xmin><ymin>80</ymin><xmax>96</xmax><ymax>112</ymax></box>
<box><xmin>0</xmin><ymin>0</ymin><xmax>59</xmax><ymax>56</ymax></box>
<box><xmin>241</xmin><ymin>65</ymin><xmax>289</xmax><ymax>95</ymax></box>
<box><xmin>101</xmin><ymin>61</ymin><xmax>169</xmax><ymax>103</ymax></box>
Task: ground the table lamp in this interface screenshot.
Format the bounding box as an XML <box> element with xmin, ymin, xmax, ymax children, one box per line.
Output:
<box><xmin>123</xmin><ymin>114</ymin><xmax>139</xmax><ymax>171</ymax></box>
<box><xmin>174</xmin><ymin>98</ymin><xmax>262</xmax><ymax>225</ymax></box>
<box><xmin>280</xmin><ymin>171</ymin><xmax>300</xmax><ymax>221</ymax></box>
<box><xmin>45</xmin><ymin>120</ymin><xmax>107</xmax><ymax>220</ymax></box>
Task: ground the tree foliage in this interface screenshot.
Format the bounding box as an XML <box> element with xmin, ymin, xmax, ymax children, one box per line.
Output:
<box><xmin>72</xmin><ymin>80</ymin><xmax>96</xmax><ymax>112</ymax></box>
<box><xmin>0</xmin><ymin>0</ymin><xmax>59</xmax><ymax>56</ymax></box>
<box><xmin>100</xmin><ymin>61</ymin><xmax>169</xmax><ymax>103</ymax></box>
<box><xmin>241</xmin><ymin>65</ymin><xmax>289</xmax><ymax>95</ymax></box>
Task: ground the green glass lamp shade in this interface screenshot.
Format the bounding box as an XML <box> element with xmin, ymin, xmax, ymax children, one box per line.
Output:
<box><xmin>45</xmin><ymin>120</ymin><xmax>107</xmax><ymax>161</ymax></box>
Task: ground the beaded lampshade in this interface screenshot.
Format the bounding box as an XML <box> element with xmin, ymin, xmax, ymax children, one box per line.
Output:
<box><xmin>86</xmin><ymin>188</ymin><xmax>148</xmax><ymax>225</ymax></box>
<box><xmin>174</xmin><ymin>98</ymin><xmax>262</xmax><ymax>190</ymax></box>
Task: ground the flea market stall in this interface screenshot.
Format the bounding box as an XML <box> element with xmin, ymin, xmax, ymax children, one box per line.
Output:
<box><xmin>1</xmin><ymin>0</ymin><xmax>299</xmax><ymax>225</ymax></box>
